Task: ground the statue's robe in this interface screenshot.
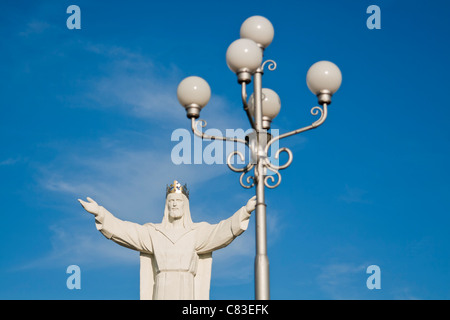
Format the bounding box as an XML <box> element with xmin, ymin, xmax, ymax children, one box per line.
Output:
<box><xmin>94</xmin><ymin>206</ymin><xmax>251</xmax><ymax>300</ymax></box>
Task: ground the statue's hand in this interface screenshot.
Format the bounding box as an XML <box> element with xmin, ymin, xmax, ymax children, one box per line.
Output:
<box><xmin>245</xmin><ymin>195</ymin><xmax>257</xmax><ymax>214</ymax></box>
<box><xmin>78</xmin><ymin>197</ymin><xmax>100</xmax><ymax>216</ymax></box>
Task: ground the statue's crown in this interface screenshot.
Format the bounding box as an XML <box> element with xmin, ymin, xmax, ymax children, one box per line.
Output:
<box><xmin>166</xmin><ymin>180</ymin><xmax>189</xmax><ymax>199</ymax></box>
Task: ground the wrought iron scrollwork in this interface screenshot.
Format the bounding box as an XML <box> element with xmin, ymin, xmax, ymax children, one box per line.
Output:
<box><xmin>261</xmin><ymin>59</ymin><xmax>277</xmax><ymax>72</ymax></box>
<box><xmin>226</xmin><ymin>151</ymin><xmax>255</xmax><ymax>189</ymax></box>
<box><xmin>264</xmin><ymin>171</ymin><xmax>282</xmax><ymax>189</ymax></box>
<box><xmin>240</xmin><ymin>171</ymin><xmax>255</xmax><ymax>189</ymax></box>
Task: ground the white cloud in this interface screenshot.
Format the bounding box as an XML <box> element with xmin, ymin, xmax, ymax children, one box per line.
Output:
<box><xmin>79</xmin><ymin>42</ymin><xmax>250</xmax><ymax>130</ymax></box>
<box><xmin>80</xmin><ymin>43</ymin><xmax>193</xmax><ymax>126</ymax></box>
<box><xmin>0</xmin><ymin>158</ymin><xmax>21</xmax><ymax>166</ymax></box>
<box><xmin>41</xmin><ymin>145</ymin><xmax>229</xmax><ymax>222</ymax></box>
<box><xmin>16</xmin><ymin>222</ymin><xmax>137</xmax><ymax>271</ymax></box>
<box><xmin>19</xmin><ymin>20</ymin><xmax>51</xmax><ymax>37</ymax></box>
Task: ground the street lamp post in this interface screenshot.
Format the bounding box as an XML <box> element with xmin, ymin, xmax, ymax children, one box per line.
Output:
<box><xmin>176</xmin><ymin>16</ymin><xmax>342</xmax><ymax>300</ymax></box>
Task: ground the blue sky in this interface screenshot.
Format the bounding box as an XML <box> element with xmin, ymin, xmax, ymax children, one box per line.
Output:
<box><xmin>1</xmin><ymin>0</ymin><xmax>449</xmax><ymax>300</ymax></box>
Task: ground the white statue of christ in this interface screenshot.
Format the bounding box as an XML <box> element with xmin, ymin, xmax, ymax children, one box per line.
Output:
<box><xmin>78</xmin><ymin>180</ymin><xmax>256</xmax><ymax>300</ymax></box>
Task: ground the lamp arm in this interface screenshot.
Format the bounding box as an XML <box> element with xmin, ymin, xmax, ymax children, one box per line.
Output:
<box><xmin>265</xmin><ymin>103</ymin><xmax>328</xmax><ymax>154</ymax></box>
<box><xmin>191</xmin><ymin>117</ymin><xmax>248</xmax><ymax>145</ymax></box>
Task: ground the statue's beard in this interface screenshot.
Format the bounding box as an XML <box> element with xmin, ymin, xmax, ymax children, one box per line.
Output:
<box><xmin>169</xmin><ymin>208</ymin><xmax>183</xmax><ymax>220</ymax></box>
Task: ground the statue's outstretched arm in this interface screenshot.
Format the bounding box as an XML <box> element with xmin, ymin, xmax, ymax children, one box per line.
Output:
<box><xmin>78</xmin><ymin>197</ymin><xmax>153</xmax><ymax>253</ymax></box>
<box><xmin>195</xmin><ymin>196</ymin><xmax>255</xmax><ymax>254</ymax></box>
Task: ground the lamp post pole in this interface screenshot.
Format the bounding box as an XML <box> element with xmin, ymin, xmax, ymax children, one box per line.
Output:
<box><xmin>253</xmin><ymin>67</ymin><xmax>270</xmax><ymax>300</ymax></box>
<box><xmin>176</xmin><ymin>16</ymin><xmax>342</xmax><ymax>300</ymax></box>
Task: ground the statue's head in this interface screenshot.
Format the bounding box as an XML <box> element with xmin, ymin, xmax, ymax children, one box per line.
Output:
<box><xmin>167</xmin><ymin>192</ymin><xmax>185</xmax><ymax>221</ymax></box>
<box><xmin>162</xmin><ymin>180</ymin><xmax>193</xmax><ymax>228</ymax></box>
